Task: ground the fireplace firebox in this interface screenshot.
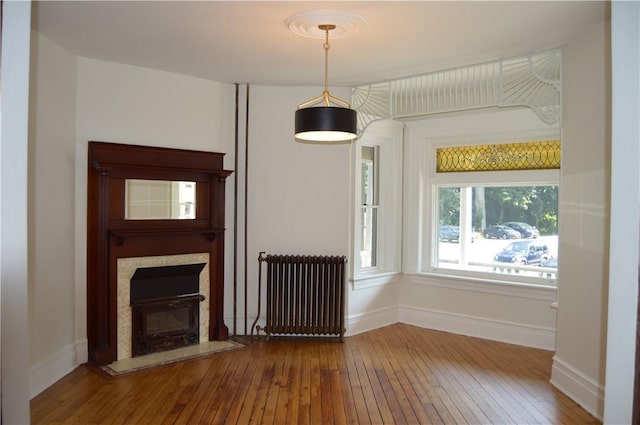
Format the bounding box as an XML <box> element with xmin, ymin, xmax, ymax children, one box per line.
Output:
<box><xmin>130</xmin><ymin>263</ymin><xmax>206</xmax><ymax>356</ymax></box>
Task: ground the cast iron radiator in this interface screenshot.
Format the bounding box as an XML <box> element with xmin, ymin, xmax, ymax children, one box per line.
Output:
<box><xmin>258</xmin><ymin>254</ymin><xmax>347</xmax><ymax>341</ymax></box>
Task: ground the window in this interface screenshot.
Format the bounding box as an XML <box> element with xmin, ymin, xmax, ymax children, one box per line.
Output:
<box><xmin>360</xmin><ymin>146</ymin><xmax>378</xmax><ymax>268</ymax></box>
<box><xmin>353</xmin><ymin>120</ymin><xmax>403</xmax><ymax>279</ymax></box>
<box><xmin>433</xmin><ymin>184</ymin><xmax>558</xmax><ymax>284</ymax></box>
<box><xmin>416</xmin><ymin>137</ymin><xmax>562</xmax><ymax>285</ymax></box>
<box><xmin>401</xmin><ymin>108</ymin><xmax>561</xmax><ymax>290</ymax></box>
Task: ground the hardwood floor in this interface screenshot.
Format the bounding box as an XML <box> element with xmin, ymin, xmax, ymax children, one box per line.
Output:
<box><xmin>31</xmin><ymin>324</ymin><xmax>600</xmax><ymax>424</ymax></box>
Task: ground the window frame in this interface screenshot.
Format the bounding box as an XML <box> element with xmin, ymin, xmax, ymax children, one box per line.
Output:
<box><xmin>360</xmin><ymin>146</ymin><xmax>379</xmax><ymax>269</ymax></box>
<box><xmin>430</xmin><ymin>181</ymin><xmax>559</xmax><ymax>286</ymax></box>
<box><xmin>352</xmin><ymin>120</ymin><xmax>404</xmax><ymax>283</ymax></box>
<box><xmin>423</xmin><ymin>139</ymin><xmax>560</xmax><ymax>287</ymax></box>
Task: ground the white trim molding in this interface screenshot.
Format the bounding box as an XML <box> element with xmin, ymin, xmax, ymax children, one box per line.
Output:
<box><xmin>551</xmin><ymin>356</ymin><xmax>604</xmax><ymax>420</ymax></box>
<box><xmin>346</xmin><ymin>306</ymin><xmax>399</xmax><ymax>337</ymax></box>
<box><xmin>29</xmin><ymin>339</ymin><xmax>88</xmax><ymax>399</ymax></box>
<box><xmin>353</xmin><ymin>119</ymin><xmax>404</xmax><ymax>275</ymax></box>
<box><xmin>399</xmin><ymin>305</ymin><xmax>556</xmax><ymax>350</ymax></box>
<box><xmin>407</xmin><ymin>272</ymin><xmax>557</xmax><ymax>302</ymax></box>
<box><xmin>353</xmin><ymin>50</ymin><xmax>561</xmax><ymax>134</ymax></box>
<box><xmin>352</xmin><ymin>271</ymin><xmax>400</xmax><ymax>290</ymax></box>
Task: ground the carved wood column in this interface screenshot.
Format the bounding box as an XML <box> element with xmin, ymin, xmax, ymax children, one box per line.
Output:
<box><xmin>87</xmin><ymin>163</ymin><xmax>115</xmax><ymax>364</ymax></box>
<box><xmin>210</xmin><ymin>172</ymin><xmax>230</xmax><ymax>340</ymax></box>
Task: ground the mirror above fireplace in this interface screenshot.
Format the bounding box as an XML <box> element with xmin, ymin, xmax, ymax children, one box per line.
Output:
<box><xmin>125</xmin><ymin>179</ymin><xmax>197</xmax><ymax>220</ymax></box>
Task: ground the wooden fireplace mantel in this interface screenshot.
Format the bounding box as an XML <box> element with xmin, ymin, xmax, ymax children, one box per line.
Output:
<box><xmin>87</xmin><ymin>141</ymin><xmax>233</xmax><ymax>366</ymax></box>
<box><xmin>109</xmin><ymin>228</ymin><xmax>224</xmax><ymax>245</ymax></box>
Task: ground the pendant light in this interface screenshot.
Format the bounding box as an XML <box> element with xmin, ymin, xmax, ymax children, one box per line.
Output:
<box><xmin>295</xmin><ymin>24</ymin><xmax>357</xmax><ymax>143</ymax></box>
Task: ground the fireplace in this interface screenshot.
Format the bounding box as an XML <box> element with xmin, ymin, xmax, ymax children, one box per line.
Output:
<box><xmin>117</xmin><ymin>253</ymin><xmax>210</xmax><ymax>360</ymax></box>
<box><xmin>87</xmin><ymin>142</ymin><xmax>232</xmax><ymax>366</ymax></box>
<box><xmin>130</xmin><ymin>263</ymin><xmax>205</xmax><ymax>356</ymax></box>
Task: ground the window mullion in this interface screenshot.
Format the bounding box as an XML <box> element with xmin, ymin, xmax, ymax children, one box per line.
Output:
<box><xmin>459</xmin><ymin>187</ymin><xmax>473</xmax><ymax>266</ymax></box>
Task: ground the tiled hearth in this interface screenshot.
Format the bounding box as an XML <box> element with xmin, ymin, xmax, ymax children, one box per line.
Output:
<box><xmin>103</xmin><ymin>340</ymin><xmax>242</xmax><ymax>375</ymax></box>
<box><xmin>116</xmin><ymin>253</ymin><xmax>210</xmax><ymax>361</ymax></box>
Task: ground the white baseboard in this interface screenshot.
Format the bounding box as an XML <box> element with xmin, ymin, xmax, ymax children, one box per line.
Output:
<box><xmin>29</xmin><ymin>339</ymin><xmax>87</xmax><ymax>399</ymax></box>
<box><xmin>398</xmin><ymin>305</ymin><xmax>556</xmax><ymax>350</ymax></box>
<box><xmin>346</xmin><ymin>306</ymin><xmax>399</xmax><ymax>337</ymax></box>
<box><xmin>551</xmin><ymin>356</ymin><xmax>604</xmax><ymax>420</ymax></box>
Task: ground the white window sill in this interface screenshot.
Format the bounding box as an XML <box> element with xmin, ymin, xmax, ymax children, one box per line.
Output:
<box><xmin>407</xmin><ymin>271</ymin><xmax>557</xmax><ymax>301</ymax></box>
<box><xmin>352</xmin><ymin>271</ymin><xmax>400</xmax><ymax>290</ymax></box>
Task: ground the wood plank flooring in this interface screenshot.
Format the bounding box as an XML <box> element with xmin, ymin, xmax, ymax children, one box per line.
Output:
<box><xmin>31</xmin><ymin>324</ymin><xmax>600</xmax><ymax>424</ymax></box>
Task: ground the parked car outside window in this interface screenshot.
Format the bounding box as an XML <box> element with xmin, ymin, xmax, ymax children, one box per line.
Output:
<box><xmin>438</xmin><ymin>225</ymin><xmax>459</xmax><ymax>242</ymax></box>
<box><xmin>439</xmin><ymin>225</ymin><xmax>477</xmax><ymax>243</ymax></box>
<box><xmin>500</xmin><ymin>222</ymin><xmax>540</xmax><ymax>238</ymax></box>
<box><xmin>483</xmin><ymin>225</ymin><xmax>521</xmax><ymax>240</ymax></box>
<box><xmin>541</xmin><ymin>257</ymin><xmax>557</xmax><ymax>268</ymax></box>
<box><xmin>493</xmin><ymin>240</ymin><xmax>549</xmax><ymax>265</ymax></box>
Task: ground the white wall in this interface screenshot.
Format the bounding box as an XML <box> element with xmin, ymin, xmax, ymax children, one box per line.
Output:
<box><xmin>28</xmin><ymin>32</ymin><xmax>78</xmax><ymax>398</ymax></box>
<box><xmin>347</xmin><ymin>279</ymin><xmax>401</xmax><ymax>334</ymax></box>
<box><xmin>1</xmin><ymin>1</ymin><xmax>32</xmax><ymax>422</ymax></box>
<box><xmin>400</xmin><ymin>108</ymin><xmax>559</xmax><ymax>350</ymax></box>
<box><xmin>603</xmin><ymin>2</ymin><xmax>640</xmax><ymax>423</ymax></box>
<box><xmin>348</xmin><ymin>119</ymin><xmax>404</xmax><ymax>335</ymax></box>
<box><xmin>76</xmin><ymin>58</ymin><xmax>233</xmax><ymax>150</ymax></box>
<box><xmin>243</xmin><ymin>85</ymin><xmax>352</xmax><ymax>332</ymax></box>
<box><xmin>247</xmin><ymin>86</ymin><xmax>351</xmax><ymax>255</ymax></box>
<box><xmin>552</xmin><ymin>21</ymin><xmax>610</xmax><ymax>419</ymax></box>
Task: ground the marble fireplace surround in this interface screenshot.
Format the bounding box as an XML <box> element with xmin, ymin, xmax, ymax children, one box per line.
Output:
<box><xmin>117</xmin><ymin>253</ymin><xmax>210</xmax><ymax>360</ymax></box>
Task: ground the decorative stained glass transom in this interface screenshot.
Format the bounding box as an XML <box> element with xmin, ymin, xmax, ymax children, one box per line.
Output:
<box><xmin>436</xmin><ymin>140</ymin><xmax>561</xmax><ymax>173</ymax></box>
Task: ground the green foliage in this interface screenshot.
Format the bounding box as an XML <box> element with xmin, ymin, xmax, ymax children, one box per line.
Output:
<box><xmin>438</xmin><ymin>185</ymin><xmax>558</xmax><ymax>235</ymax></box>
<box><xmin>438</xmin><ymin>187</ymin><xmax>460</xmax><ymax>225</ymax></box>
<box><xmin>483</xmin><ymin>186</ymin><xmax>558</xmax><ymax>235</ymax></box>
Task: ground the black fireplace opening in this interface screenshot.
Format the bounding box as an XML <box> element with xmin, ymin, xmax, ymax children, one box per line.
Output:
<box><xmin>130</xmin><ymin>263</ymin><xmax>206</xmax><ymax>357</ymax></box>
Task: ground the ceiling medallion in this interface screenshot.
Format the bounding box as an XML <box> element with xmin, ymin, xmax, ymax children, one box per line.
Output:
<box><xmin>285</xmin><ymin>9</ymin><xmax>368</xmax><ymax>39</ymax></box>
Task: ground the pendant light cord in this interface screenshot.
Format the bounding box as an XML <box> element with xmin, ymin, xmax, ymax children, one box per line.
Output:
<box><xmin>296</xmin><ymin>23</ymin><xmax>350</xmax><ymax>110</ymax></box>
<box><xmin>323</xmin><ymin>26</ymin><xmax>330</xmax><ymax>106</ymax></box>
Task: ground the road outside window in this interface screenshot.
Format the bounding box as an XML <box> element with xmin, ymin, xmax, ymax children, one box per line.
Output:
<box><xmin>434</xmin><ymin>185</ymin><xmax>558</xmax><ymax>283</ymax></box>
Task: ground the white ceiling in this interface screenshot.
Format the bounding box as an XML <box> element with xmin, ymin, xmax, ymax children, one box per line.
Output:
<box><xmin>32</xmin><ymin>1</ymin><xmax>609</xmax><ymax>87</ymax></box>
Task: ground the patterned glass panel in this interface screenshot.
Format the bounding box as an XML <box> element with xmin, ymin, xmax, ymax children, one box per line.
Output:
<box><xmin>436</xmin><ymin>140</ymin><xmax>560</xmax><ymax>173</ymax></box>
